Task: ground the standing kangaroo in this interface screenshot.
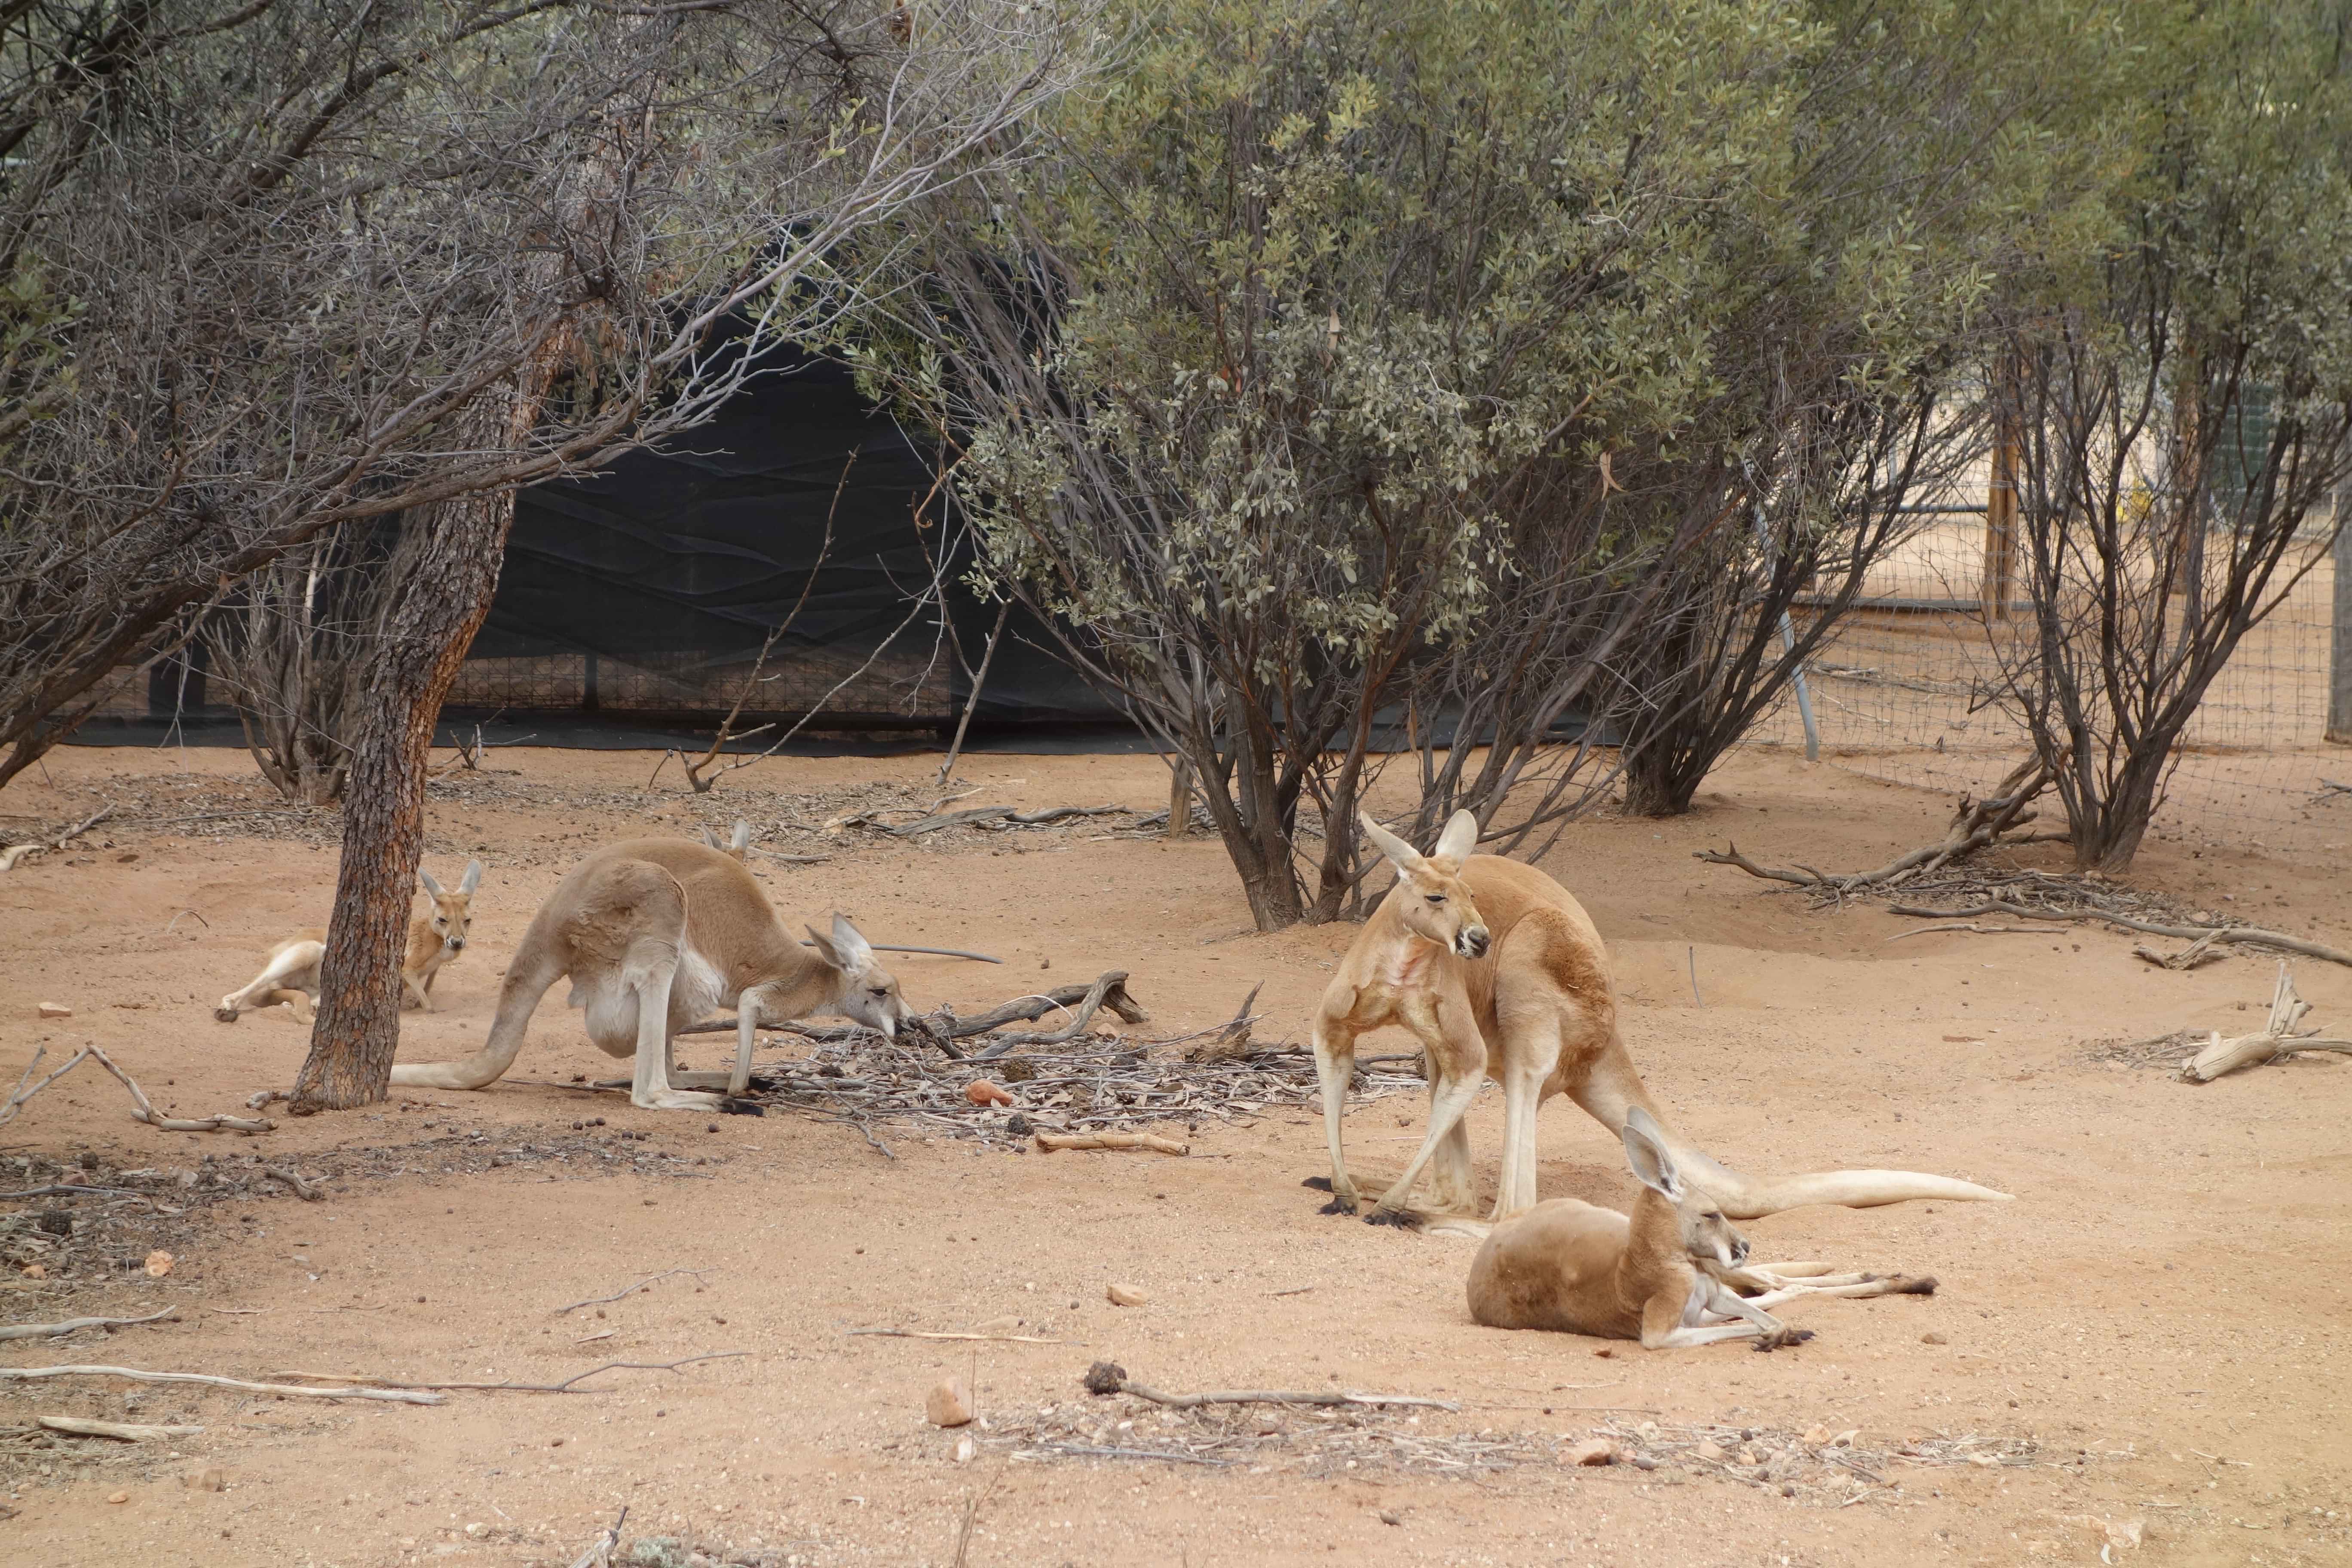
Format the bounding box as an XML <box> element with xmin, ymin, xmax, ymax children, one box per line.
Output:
<box><xmin>1311</xmin><ymin>811</ymin><xmax>2011</xmax><ymax>1223</ymax></box>
<box><xmin>388</xmin><ymin>837</ymin><xmax>911</xmax><ymax>1111</ymax></box>
<box><xmin>216</xmin><ymin>861</ymin><xmax>481</xmax><ymax>1023</ymax></box>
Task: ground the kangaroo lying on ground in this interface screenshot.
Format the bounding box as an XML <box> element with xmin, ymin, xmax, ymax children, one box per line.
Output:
<box><xmin>215</xmin><ymin>861</ymin><xmax>481</xmax><ymax>1023</ymax></box>
<box><xmin>387</xmin><ymin>836</ymin><xmax>912</xmax><ymax>1111</ymax></box>
<box><xmin>1311</xmin><ymin>811</ymin><xmax>2011</xmax><ymax>1222</ymax></box>
<box><xmin>1454</xmin><ymin>1109</ymin><xmax>1936</xmax><ymax>1351</ymax></box>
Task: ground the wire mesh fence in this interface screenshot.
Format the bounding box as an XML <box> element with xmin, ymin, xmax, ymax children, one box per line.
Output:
<box><xmin>1747</xmin><ymin>488</ymin><xmax>2352</xmax><ymax>864</ymax></box>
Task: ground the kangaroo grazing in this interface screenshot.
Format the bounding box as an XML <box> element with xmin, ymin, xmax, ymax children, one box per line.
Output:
<box><xmin>214</xmin><ymin>861</ymin><xmax>482</xmax><ymax>1023</ymax></box>
<box><xmin>1311</xmin><ymin>811</ymin><xmax>2011</xmax><ymax>1223</ymax></box>
<box><xmin>386</xmin><ymin>836</ymin><xmax>912</xmax><ymax>1111</ymax></box>
<box><xmin>1459</xmin><ymin>1109</ymin><xmax>1936</xmax><ymax>1351</ymax></box>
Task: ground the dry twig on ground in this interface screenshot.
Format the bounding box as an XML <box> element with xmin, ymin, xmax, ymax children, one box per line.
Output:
<box><xmin>0</xmin><ymin>1365</ymin><xmax>440</xmax><ymax>1403</ymax></box>
<box><xmin>0</xmin><ymin>1307</ymin><xmax>178</xmax><ymax>1342</ymax></box>
<box><xmin>269</xmin><ymin>1352</ymin><xmax>748</xmax><ymax>1394</ymax></box>
<box><xmin>0</xmin><ymin>805</ymin><xmax>117</xmax><ymax>872</ymax></box>
<box><xmin>0</xmin><ymin>1045</ymin><xmax>276</xmax><ymax>1134</ymax></box>
<box><xmin>552</xmin><ymin>1268</ymin><xmax>717</xmax><ymax>1315</ymax></box>
<box><xmin>1035</xmin><ymin>1130</ymin><xmax>1188</xmax><ymax>1155</ymax></box>
<box><xmin>1083</xmin><ymin>1360</ymin><xmax>1457</xmax><ymax>1410</ymax></box>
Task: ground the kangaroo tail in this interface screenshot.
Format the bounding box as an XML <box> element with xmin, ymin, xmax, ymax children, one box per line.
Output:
<box><xmin>389</xmin><ymin>947</ymin><xmax>564</xmax><ymax>1091</ymax></box>
<box><xmin>1659</xmin><ymin>1134</ymin><xmax>2012</xmax><ymax>1220</ymax></box>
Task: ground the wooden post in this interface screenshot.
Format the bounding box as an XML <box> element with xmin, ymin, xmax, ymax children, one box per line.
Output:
<box><xmin>2329</xmin><ymin>481</ymin><xmax>2352</xmax><ymax>744</ymax></box>
<box><xmin>1982</xmin><ymin>404</ymin><xmax>2020</xmax><ymax>622</ymax></box>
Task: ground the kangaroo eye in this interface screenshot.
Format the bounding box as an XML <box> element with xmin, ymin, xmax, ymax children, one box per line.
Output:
<box><xmin>869</xmin><ymin>987</ymin><xmax>888</xmax><ymax>998</ymax></box>
<box><xmin>1424</xmin><ymin>894</ymin><xmax>1446</xmax><ymax>905</ymax></box>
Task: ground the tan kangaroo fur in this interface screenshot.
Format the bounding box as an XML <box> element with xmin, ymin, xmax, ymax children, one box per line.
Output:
<box><xmin>215</xmin><ymin>861</ymin><xmax>482</xmax><ymax>1023</ymax></box>
<box><xmin>1312</xmin><ymin>811</ymin><xmax>2012</xmax><ymax>1222</ymax></box>
<box><xmin>1460</xmin><ymin>1109</ymin><xmax>1936</xmax><ymax>1350</ymax></box>
<box><xmin>387</xmin><ymin>837</ymin><xmax>912</xmax><ymax>1111</ymax></box>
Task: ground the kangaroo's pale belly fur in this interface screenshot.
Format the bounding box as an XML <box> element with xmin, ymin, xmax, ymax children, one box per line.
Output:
<box><xmin>572</xmin><ymin>945</ymin><xmax>729</xmax><ymax>1057</ymax></box>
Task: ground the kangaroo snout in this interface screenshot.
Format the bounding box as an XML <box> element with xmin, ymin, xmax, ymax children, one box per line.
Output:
<box><xmin>1456</xmin><ymin>927</ymin><xmax>1491</xmax><ymax>959</ymax></box>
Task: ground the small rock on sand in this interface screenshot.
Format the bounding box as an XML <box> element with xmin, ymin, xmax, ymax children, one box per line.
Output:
<box><xmin>926</xmin><ymin>1378</ymin><xmax>974</xmax><ymax>1428</ymax></box>
<box><xmin>1561</xmin><ymin>1438</ymin><xmax>1616</xmax><ymax>1467</ymax></box>
<box><xmin>37</xmin><ymin>1002</ymin><xmax>70</xmax><ymax>1019</ymax></box>
<box><xmin>1106</xmin><ymin>1282</ymin><xmax>1148</xmax><ymax>1307</ymax></box>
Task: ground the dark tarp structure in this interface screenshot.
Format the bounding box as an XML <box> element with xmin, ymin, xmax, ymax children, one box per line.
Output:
<box><xmin>469</xmin><ymin>349</ymin><xmax>1118</xmax><ymax>732</ymax></box>
<box><xmin>79</xmin><ymin>351</ymin><xmax>1137</xmax><ymax>755</ymax></box>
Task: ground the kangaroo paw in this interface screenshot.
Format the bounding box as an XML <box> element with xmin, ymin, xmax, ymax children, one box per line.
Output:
<box><xmin>718</xmin><ymin>1097</ymin><xmax>765</xmax><ymax>1117</ymax></box>
<box><xmin>1363</xmin><ymin>1207</ymin><xmax>1422</xmax><ymax>1230</ymax></box>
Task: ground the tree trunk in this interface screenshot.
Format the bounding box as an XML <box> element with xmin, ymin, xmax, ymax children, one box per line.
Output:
<box><xmin>289</xmin><ymin>487</ymin><xmax>518</xmax><ymax>1112</ymax></box>
<box><xmin>2330</xmin><ymin>482</ymin><xmax>2352</xmax><ymax>744</ymax></box>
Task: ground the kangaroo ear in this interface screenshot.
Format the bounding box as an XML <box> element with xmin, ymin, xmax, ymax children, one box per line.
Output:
<box><xmin>827</xmin><ymin>913</ymin><xmax>877</xmax><ymax>971</ymax></box>
<box><xmin>459</xmin><ymin>860</ymin><xmax>482</xmax><ymax>895</ymax></box>
<box><xmin>1430</xmin><ymin>809</ymin><xmax>1479</xmax><ymax>871</ymax></box>
<box><xmin>416</xmin><ymin>867</ymin><xmax>445</xmax><ymax>898</ymax></box>
<box><xmin>1357</xmin><ymin>811</ymin><xmax>1425</xmax><ymax>874</ymax></box>
<box><xmin>700</xmin><ymin>826</ymin><xmax>723</xmax><ymax>851</ymax></box>
<box><xmin>1621</xmin><ymin>1109</ymin><xmax>1684</xmax><ymax>1201</ymax></box>
<box><xmin>729</xmin><ymin>821</ymin><xmax>751</xmax><ymax>852</ymax></box>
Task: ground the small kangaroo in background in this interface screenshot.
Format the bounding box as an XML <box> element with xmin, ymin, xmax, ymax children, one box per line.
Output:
<box><xmin>699</xmin><ymin>821</ymin><xmax>752</xmax><ymax>860</ymax></box>
<box><xmin>1458</xmin><ymin>1109</ymin><xmax>1936</xmax><ymax>1351</ymax></box>
<box><xmin>215</xmin><ymin>861</ymin><xmax>482</xmax><ymax>1023</ymax></box>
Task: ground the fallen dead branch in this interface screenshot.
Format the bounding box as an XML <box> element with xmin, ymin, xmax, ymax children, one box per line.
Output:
<box><xmin>270</xmin><ymin>1352</ymin><xmax>748</xmax><ymax>1394</ymax></box>
<box><xmin>0</xmin><ymin>1307</ymin><xmax>178</xmax><ymax>1342</ymax></box>
<box><xmin>35</xmin><ymin>1415</ymin><xmax>203</xmax><ymax>1441</ymax></box>
<box><xmin>0</xmin><ymin>803</ymin><xmax>117</xmax><ymax>872</ymax></box>
<box><xmin>2132</xmin><ymin>930</ymin><xmax>2224</xmax><ymax>970</ymax></box>
<box><xmin>975</xmin><ymin>971</ymin><xmax>1148</xmax><ymax>1054</ymax></box>
<box><xmin>1889</xmin><ymin>898</ymin><xmax>2352</xmax><ymax>969</ymax></box>
<box><xmin>1035</xmin><ymin>1131</ymin><xmax>1188</xmax><ymax>1155</ymax></box>
<box><xmin>1696</xmin><ymin>759</ymin><xmax>2058</xmax><ymax>900</ymax></box>
<box><xmin>1183</xmin><ymin>982</ymin><xmax>1264</xmax><ymax>1064</ymax></box>
<box><xmin>262</xmin><ymin>1166</ymin><xmax>322</xmax><ymax>1200</ymax></box>
<box><xmin>888</xmin><ymin>804</ymin><xmax>1131</xmax><ymax>837</ymax></box>
<box><xmin>2180</xmin><ymin>964</ymin><xmax>2352</xmax><ymax>1083</ymax></box>
<box><xmin>1882</xmin><ymin>922</ymin><xmax>2037</xmax><ymax>943</ymax></box>
<box><xmin>848</xmin><ymin>1327</ymin><xmax>1063</xmax><ymax>1344</ymax></box>
<box><xmin>0</xmin><ymin>1365</ymin><xmax>441</xmax><ymax>1404</ymax></box>
<box><xmin>0</xmin><ymin>1044</ymin><xmax>276</xmax><ymax>1133</ymax></box>
<box><xmin>1082</xmin><ymin>1360</ymin><xmax>1458</xmax><ymax>1411</ymax></box>
<box><xmin>552</xmin><ymin>1268</ymin><xmax>717</xmax><ymax>1315</ymax></box>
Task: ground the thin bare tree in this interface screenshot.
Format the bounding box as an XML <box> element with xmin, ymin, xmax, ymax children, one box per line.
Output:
<box><xmin>0</xmin><ymin>2</ymin><xmax>1101</xmax><ymax>1109</ymax></box>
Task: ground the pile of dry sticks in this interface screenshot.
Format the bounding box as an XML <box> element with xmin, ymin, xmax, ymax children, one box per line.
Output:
<box><xmin>677</xmin><ymin>971</ymin><xmax>1423</xmax><ymax>1155</ymax></box>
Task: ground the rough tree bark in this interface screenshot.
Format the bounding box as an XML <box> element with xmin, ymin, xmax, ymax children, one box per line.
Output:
<box><xmin>288</xmin><ymin>482</ymin><xmax>521</xmax><ymax>1112</ymax></box>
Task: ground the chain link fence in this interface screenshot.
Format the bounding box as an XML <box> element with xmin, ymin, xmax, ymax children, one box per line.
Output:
<box><xmin>1749</xmin><ymin>481</ymin><xmax>2352</xmax><ymax>863</ymax></box>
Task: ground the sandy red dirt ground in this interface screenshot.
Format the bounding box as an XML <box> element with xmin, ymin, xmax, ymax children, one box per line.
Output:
<box><xmin>1</xmin><ymin>743</ymin><xmax>2348</xmax><ymax>1568</ymax></box>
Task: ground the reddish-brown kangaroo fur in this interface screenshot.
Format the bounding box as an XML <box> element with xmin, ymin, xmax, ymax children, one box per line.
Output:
<box><xmin>1314</xmin><ymin>812</ymin><xmax>2012</xmax><ymax>1222</ymax></box>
